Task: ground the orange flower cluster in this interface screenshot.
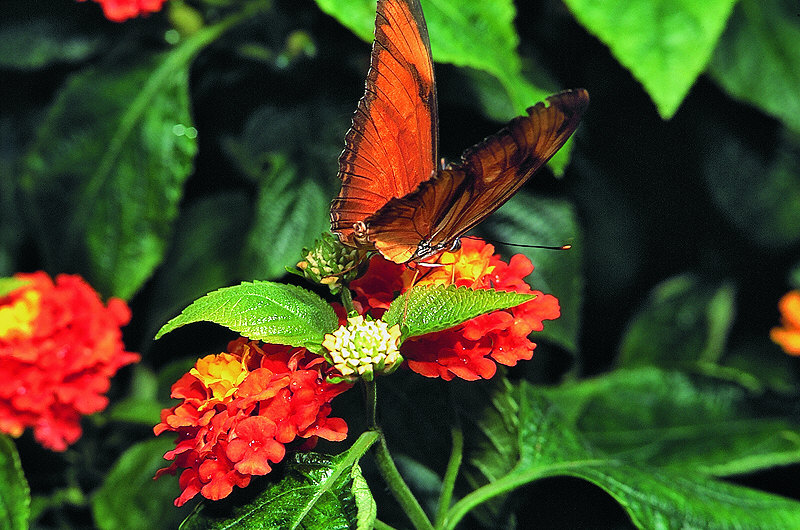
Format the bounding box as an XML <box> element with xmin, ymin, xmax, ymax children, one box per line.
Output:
<box><xmin>77</xmin><ymin>0</ymin><xmax>166</xmax><ymax>22</ymax></box>
<box><xmin>350</xmin><ymin>238</ymin><xmax>561</xmax><ymax>380</ymax></box>
<box><xmin>771</xmin><ymin>290</ymin><xmax>800</xmax><ymax>356</ymax></box>
<box><xmin>0</xmin><ymin>272</ymin><xmax>138</xmax><ymax>451</ymax></box>
<box><xmin>154</xmin><ymin>338</ymin><xmax>351</xmax><ymax>506</ymax></box>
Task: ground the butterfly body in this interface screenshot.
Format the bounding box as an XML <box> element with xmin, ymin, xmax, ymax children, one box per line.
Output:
<box><xmin>331</xmin><ymin>0</ymin><xmax>588</xmax><ymax>264</ymax></box>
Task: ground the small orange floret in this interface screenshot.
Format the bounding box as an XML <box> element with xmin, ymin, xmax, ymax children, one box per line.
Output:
<box><xmin>771</xmin><ymin>290</ymin><xmax>800</xmax><ymax>356</ymax></box>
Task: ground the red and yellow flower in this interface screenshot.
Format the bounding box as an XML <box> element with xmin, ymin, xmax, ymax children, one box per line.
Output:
<box><xmin>771</xmin><ymin>290</ymin><xmax>800</xmax><ymax>356</ymax></box>
<box><xmin>0</xmin><ymin>271</ymin><xmax>138</xmax><ymax>451</ymax></box>
<box><xmin>350</xmin><ymin>238</ymin><xmax>561</xmax><ymax>381</ymax></box>
<box><xmin>154</xmin><ymin>338</ymin><xmax>351</xmax><ymax>506</ymax></box>
<box><xmin>77</xmin><ymin>0</ymin><xmax>166</xmax><ymax>22</ymax></box>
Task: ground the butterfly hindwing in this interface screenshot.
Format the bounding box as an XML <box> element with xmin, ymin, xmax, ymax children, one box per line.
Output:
<box><xmin>365</xmin><ymin>89</ymin><xmax>589</xmax><ymax>262</ymax></box>
<box><xmin>330</xmin><ymin>0</ymin><xmax>438</xmax><ymax>247</ymax></box>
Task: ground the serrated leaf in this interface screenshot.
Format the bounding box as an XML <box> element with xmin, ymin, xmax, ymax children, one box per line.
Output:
<box><xmin>617</xmin><ymin>274</ymin><xmax>736</xmax><ymax>368</ymax></box>
<box><xmin>382</xmin><ymin>285</ymin><xmax>534</xmax><ymax>339</ymax></box>
<box><xmin>544</xmin><ymin>367</ymin><xmax>800</xmax><ymax>476</ymax></box>
<box><xmin>313</xmin><ymin>0</ymin><xmax>554</xmax><ymax>126</ymax></box>
<box><xmin>155</xmin><ymin>281</ymin><xmax>339</xmax><ymax>351</ymax></box>
<box><xmin>19</xmin><ymin>20</ymin><xmax>236</xmax><ymax>299</ymax></box>
<box><xmin>475</xmin><ymin>193</ymin><xmax>582</xmax><ymax>352</ymax></box>
<box><xmin>709</xmin><ymin>0</ymin><xmax>800</xmax><ymax>134</ymax></box>
<box><xmin>224</xmin><ymin>103</ymin><xmax>344</xmax><ymax>280</ymax></box>
<box><xmin>0</xmin><ymin>435</ymin><xmax>30</xmax><ymax>530</ymax></box>
<box><xmin>350</xmin><ymin>465</ymin><xmax>376</xmax><ymax>530</ymax></box>
<box><xmin>92</xmin><ymin>438</ymin><xmax>188</xmax><ymax>530</ymax></box>
<box><xmin>698</xmin><ymin>121</ymin><xmax>800</xmax><ymax>248</ymax></box>
<box><xmin>563</xmin><ymin>0</ymin><xmax>737</xmax><ymax>118</ymax></box>
<box><xmin>181</xmin><ymin>431</ymin><xmax>379</xmax><ymax>530</ymax></box>
<box><xmin>456</xmin><ymin>381</ymin><xmax>800</xmax><ymax>530</ymax></box>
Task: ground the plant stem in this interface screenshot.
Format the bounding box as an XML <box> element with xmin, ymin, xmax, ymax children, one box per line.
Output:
<box><xmin>373</xmin><ymin>432</ymin><xmax>435</xmax><ymax>530</ymax></box>
<box><xmin>435</xmin><ymin>426</ymin><xmax>463</xmax><ymax>527</ymax></box>
<box><xmin>340</xmin><ymin>286</ymin><xmax>357</xmax><ymax>316</ymax></box>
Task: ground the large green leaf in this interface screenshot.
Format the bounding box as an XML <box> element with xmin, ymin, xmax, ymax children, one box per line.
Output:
<box><xmin>563</xmin><ymin>0</ymin><xmax>737</xmax><ymax>118</ymax></box>
<box><xmin>19</xmin><ymin>19</ymin><xmax>237</xmax><ymax>299</ymax></box>
<box><xmin>155</xmin><ymin>281</ymin><xmax>339</xmax><ymax>351</ymax></box>
<box><xmin>475</xmin><ymin>193</ymin><xmax>583</xmax><ymax>353</ymax></box>
<box><xmin>698</xmin><ymin>121</ymin><xmax>800</xmax><ymax>248</ymax></box>
<box><xmin>383</xmin><ymin>285</ymin><xmax>534</xmax><ymax>340</ymax></box>
<box><xmin>180</xmin><ymin>432</ymin><xmax>379</xmax><ymax>530</ymax></box>
<box><xmin>617</xmin><ymin>274</ymin><xmax>736</xmax><ymax>368</ymax></box>
<box><xmin>709</xmin><ymin>0</ymin><xmax>800</xmax><ymax>133</ymax></box>
<box><xmin>224</xmin><ymin>104</ymin><xmax>344</xmax><ymax>280</ymax></box>
<box><xmin>453</xmin><ymin>381</ymin><xmax>800</xmax><ymax>530</ymax></box>
<box><xmin>0</xmin><ymin>435</ymin><xmax>29</xmax><ymax>530</ymax></box>
<box><xmin>313</xmin><ymin>0</ymin><xmax>552</xmax><ymax>122</ymax></box>
<box><xmin>92</xmin><ymin>438</ymin><xmax>188</xmax><ymax>530</ymax></box>
<box><xmin>544</xmin><ymin>367</ymin><xmax>800</xmax><ymax>476</ymax></box>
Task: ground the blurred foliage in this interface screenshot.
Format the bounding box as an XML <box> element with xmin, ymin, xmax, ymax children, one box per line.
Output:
<box><xmin>2</xmin><ymin>0</ymin><xmax>800</xmax><ymax>528</ymax></box>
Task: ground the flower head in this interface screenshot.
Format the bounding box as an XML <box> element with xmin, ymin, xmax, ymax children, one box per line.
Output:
<box><xmin>771</xmin><ymin>290</ymin><xmax>800</xmax><ymax>355</ymax></box>
<box><xmin>295</xmin><ymin>233</ymin><xmax>366</xmax><ymax>294</ymax></box>
<box><xmin>77</xmin><ymin>0</ymin><xmax>166</xmax><ymax>22</ymax></box>
<box><xmin>0</xmin><ymin>272</ymin><xmax>138</xmax><ymax>451</ymax></box>
<box><xmin>154</xmin><ymin>338</ymin><xmax>351</xmax><ymax>506</ymax></box>
<box><xmin>323</xmin><ymin>315</ymin><xmax>402</xmax><ymax>381</ymax></box>
<box><xmin>349</xmin><ymin>238</ymin><xmax>560</xmax><ymax>381</ymax></box>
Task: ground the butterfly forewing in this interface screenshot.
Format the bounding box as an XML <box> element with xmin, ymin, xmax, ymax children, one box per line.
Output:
<box><xmin>331</xmin><ymin>0</ymin><xmax>438</xmax><ymax>246</ymax></box>
<box><xmin>365</xmin><ymin>89</ymin><xmax>589</xmax><ymax>262</ymax></box>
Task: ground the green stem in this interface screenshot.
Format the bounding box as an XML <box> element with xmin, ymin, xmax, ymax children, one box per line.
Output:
<box><xmin>374</xmin><ymin>433</ymin><xmax>435</xmax><ymax>530</ymax></box>
<box><xmin>374</xmin><ymin>520</ymin><xmax>398</xmax><ymax>530</ymax></box>
<box><xmin>365</xmin><ymin>379</ymin><xmax>378</xmax><ymax>429</ymax></box>
<box><xmin>435</xmin><ymin>426</ymin><xmax>463</xmax><ymax>527</ymax></box>
<box><xmin>440</xmin><ymin>460</ymin><xmax>607</xmax><ymax>530</ymax></box>
<box><xmin>340</xmin><ymin>286</ymin><xmax>357</xmax><ymax>316</ymax></box>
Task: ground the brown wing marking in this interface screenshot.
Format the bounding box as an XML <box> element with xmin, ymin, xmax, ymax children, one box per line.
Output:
<box><xmin>331</xmin><ymin>0</ymin><xmax>438</xmax><ymax>246</ymax></box>
<box><xmin>365</xmin><ymin>89</ymin><xmax>589</xmax><ymax>262</ymax></box>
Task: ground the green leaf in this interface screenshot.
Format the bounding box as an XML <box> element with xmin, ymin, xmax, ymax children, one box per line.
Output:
<box><xmin>698</xmin><ymin>122</ymin><xmax>800</xmax><ymax>248</ymax></box>
<box><xmin>0</xmin><ymin>435</ymin><xmax>30</xmax><ymax>530</ymax></box>
<box><xmin>313</xmin><ymin>0</ymin><xmax>552</xmax><ymax>120</ymax></box>
<box><xmin>92</xmin><ymin>438</ymin><xmax>189</xmax><ymax>530</ymax></box>
<box><xmin>181</xmin><ymin>431</ymin><xmax>380</xmax><ymax>530</ymax></box>
<box><xmin>544</xmin><ymin>367</ymin><xmax>800</xmax><ymax>476</ymax></box>
<box><xmin>709</xmin><ymin>0</ymin><xmax>800</xmax><ymax>133</ymax></box>
<box><xmin>155</xmin><ymin>281</ymin><xmax>339</xmax><ymax>351</ymax></box>
<box><xmin>453</xmin><ymin>381</ymin><xmax>800</xmax><ymax>530</ymax></box>
<box><xmin>19</xmin><ymin>19</ymin><xmax>238</xmax><ymax>299</ymax></box>
<box><xmin>475</xmin><ymin>193</ymin><xmax>583</xmax><ymax>352</ymax></box>
<box><xmin>617</xmin><ymin>274</ymin><xmax>736</xmax><ymax>368</ymax></box>
<box><xmin>382</xmin><ymin>285</ymin><xmax>534</xmax><ymax>340</ymax></box>
<box><xmin>563</xmin><ymin>0</ymin><xmax>737</xmax><ymax>118</ymax></box>
<box><xmin>0</xmin><ymin>277</ymin><xmax>29</xmax><ymax>298</ymax></box>
<box><xmin>0</xmin><ymin>21</ymin><xmax>100</xmax><ymax>71</ymax></box>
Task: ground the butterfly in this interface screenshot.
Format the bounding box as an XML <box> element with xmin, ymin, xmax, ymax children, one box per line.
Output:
<box><xmin>330</xmin><ymin>0</ymin><xmax>588</xmax><ymax>264</ymax></box>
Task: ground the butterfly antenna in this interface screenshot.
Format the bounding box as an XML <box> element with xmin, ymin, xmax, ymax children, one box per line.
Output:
<box><xmin>463</xmin><ymin>235</ymin><xmax>572</xmax><ymax>251</ymax></box>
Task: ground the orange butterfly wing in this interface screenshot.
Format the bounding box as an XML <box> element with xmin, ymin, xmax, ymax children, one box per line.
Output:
<box><xmin>365</xmin><ymin>89</ymin><xmax>590</xmax><ymax>263</ymax></box>
<box><xmin>330</xmin><ymin>0</ymin><xmax>438</xmax><ymax>247</ymax></box>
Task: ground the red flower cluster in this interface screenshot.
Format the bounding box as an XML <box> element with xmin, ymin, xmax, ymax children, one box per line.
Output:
<box><xmin>0</xmin><ymin>272</ymin><xmax>138</xmax><ymax>451</ymax></box>
<box><xmin>350</xmin><ymin>238</ymin><xmax>561</xmax><ymax>380</ymax></box>
<box><xmin>771</xmin><ymin>290</ymin><xmax>800</xmax><ymax>356</ymax></box>
<box><xmin>77</xmin><ymin>0</ymin><xmax>166</xmax><ymax>22</ymax></box>
<box><xmin>154</xmin><ymin>338</ymin><xmax>351</xmax><ymax>506</ymax></box>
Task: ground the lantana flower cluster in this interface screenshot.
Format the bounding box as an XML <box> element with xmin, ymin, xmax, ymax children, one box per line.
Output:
<box><xmin>350</xmin><ymin>238</ymin><xmax>561</xmax><ymax>380</ymax></box>
<box><xmin>77</xmin><ymin>0</ymin><xmax>166</xmax><ymax>22</ymax></box>
<box><xmin>771</xmin><ymin>290</ymin><xmax>800</xmax><ymax>355</ymax></box>
<box><xmin>154</xmin><ymin>338</ymin><xmax>351</xmax><ymax>506</ymax></box>
<box><xmin>0</xmin><ymin>272</ymin><xmax>138</xmax><ymax>451</ymax></box>
<box><xmin>157</xmin><ymin>236</ymin><xmax>559</xmax><ymax>504</ymax></box>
